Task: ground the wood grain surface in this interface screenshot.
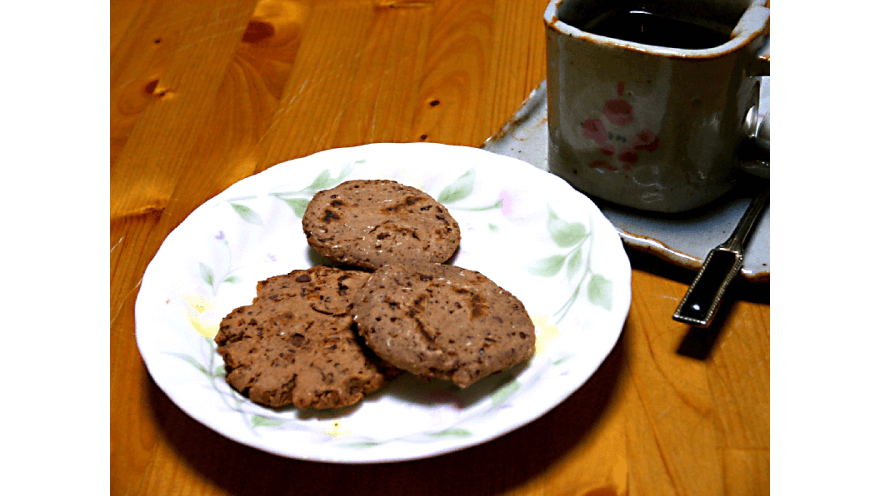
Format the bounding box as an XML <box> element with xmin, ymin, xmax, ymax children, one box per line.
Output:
<box><xmin>110</xmin><ymin>1</ymin><xmax>769</xmax><ymax>494</ymax></box>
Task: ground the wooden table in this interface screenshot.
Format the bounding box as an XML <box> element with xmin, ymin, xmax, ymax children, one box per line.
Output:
<box><xmin>110</xmin><ymin>1</ymin><xmax>769</xmax><ymax>494</ymax></box>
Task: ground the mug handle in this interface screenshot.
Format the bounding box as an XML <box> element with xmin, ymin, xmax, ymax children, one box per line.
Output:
<box><xmin>738</xmin><ymin>36</ymin><xmax>770</xmax><ymax>178</ymax></box>
<box><xmin>756</xmin><ymin>36</ymin><xmax>770</xmax><ymax>76</ymax></box>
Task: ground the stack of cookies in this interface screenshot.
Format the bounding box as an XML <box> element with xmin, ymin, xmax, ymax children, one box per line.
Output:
<box><xmin>214</xmin><ymin>180</ymin><xmax>536</xmax><ymax>410</ymax></box>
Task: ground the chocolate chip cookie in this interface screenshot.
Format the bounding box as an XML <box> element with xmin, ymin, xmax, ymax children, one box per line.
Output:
<box><xmin>214</xmin><ymin>266</ymin><xmax>398</xmax><ymax>409</ymax></box>
<box><xmin>351</xmin><ymin>263</ymin><xmax>536</xmax><ymax>388</ymax></box>
<box><xmin>301</xmin><ymin>180</ymin><xmax>461</xmax><ymax>270</ymax></box>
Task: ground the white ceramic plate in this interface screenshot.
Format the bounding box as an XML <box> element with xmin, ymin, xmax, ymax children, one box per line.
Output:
<box><xmin>135</xmin><ymin>143</ymin><xmax>631</xmax><ymax>463</ymax></box>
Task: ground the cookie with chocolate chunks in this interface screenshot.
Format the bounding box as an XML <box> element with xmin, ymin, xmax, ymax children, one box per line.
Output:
<box><xmin>214</xmin><ymin>266</ymin><xmax>398</xmax><ymax>409</ymax></box>
<box><xmin>302</xmin><ymin>180</ymin><xmax>461</xmax><ymax>270</ymax></box>
<box><xmin>352</xmin><ymin>263</ymin><xmax>536</xmax><ymax>388</ymax></box>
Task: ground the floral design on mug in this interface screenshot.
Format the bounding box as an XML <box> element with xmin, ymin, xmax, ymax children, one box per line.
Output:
<box><xmin>581</xmin><ymin>82</ymin><xmax>659</xmax><ymax>171</ymax></box>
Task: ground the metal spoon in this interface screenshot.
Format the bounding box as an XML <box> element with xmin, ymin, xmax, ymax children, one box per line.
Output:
<box><xmin>673</xmin><ymin>111</ymin><xmax>770</xmax><ymax>328</ymax></box>
<box><xmin>673</xmin><ymin>187</ymin><xmax>769</xmax><ymax>327</ymax></box>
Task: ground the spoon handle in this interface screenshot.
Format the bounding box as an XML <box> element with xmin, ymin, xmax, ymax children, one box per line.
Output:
<box><xmin>673</xmin><ymin>188</ymin><xmax>769</xmax><ymax>327</ymax></box>
<box><xmin>722</xmin><ymin>187</ymin><xmax>770</xmax><ymax>253</ymax></box>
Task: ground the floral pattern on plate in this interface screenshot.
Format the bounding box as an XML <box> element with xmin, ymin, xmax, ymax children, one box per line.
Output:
<box><xmin>135</xmin><ymin>143</ymin><xmax>631</xmax><ymax>463</ymax></box>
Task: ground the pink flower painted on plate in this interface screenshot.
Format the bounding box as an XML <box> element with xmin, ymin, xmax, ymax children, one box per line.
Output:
<box><xmin>500</xmin><ymin>190</ymin><xmax>514</xmax><ymax>217</ymax></box>
<box><xmin>497</xmin><ymin>189</ymin><xmax>537</xmax><ymax>222</ymax></box>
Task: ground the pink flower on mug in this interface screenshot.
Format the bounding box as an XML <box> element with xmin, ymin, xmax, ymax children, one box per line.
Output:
<box><xmin>632</xmin><ymin>129</ymin><xmax>659</xmax><ymax>152</ymax></box>
<box><xmin>581</xmin><ymin>118</ymin><xmax>607</xmax><ymax>144</ymax></box>
<box><xmin>617</xmin><ymin>147</ymin><xmax>638</xmax><ymax>169</ymax></box>
<box><xmin>581</xmin><ymin>119</ymin><xmax>615</xmax><ymax>156</ymax></box>
<box><xmin>580</xmin><ymin>82</ymin><xmax>659</xmax><ymax>171</ymax></box>
<box><xmin>602</xmin><ymin>98</ymin><xmax>634</xmax><ymax>126</ymax></box>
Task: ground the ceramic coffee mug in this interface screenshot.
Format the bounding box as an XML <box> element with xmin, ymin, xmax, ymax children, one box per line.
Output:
<box><xmin>544</xmin><ymin>0</ymin><xmax>770</xmax><ymax>213</ymax></box>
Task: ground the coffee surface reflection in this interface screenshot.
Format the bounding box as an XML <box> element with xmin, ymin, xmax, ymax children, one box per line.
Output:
<box><xmin>580</xmin><ymin>9</ymin><xmax>733</xmax><ymax>49</ymax></box>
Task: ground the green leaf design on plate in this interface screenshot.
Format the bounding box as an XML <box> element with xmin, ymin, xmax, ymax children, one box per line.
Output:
<box><xmin>566</xmin><ymin>246</ymin><xmax>583</xmax><ymax>280</ymax></box>
<box><xmin>170</xmin><ymin>353</ymin><xmax>211</xmax><ymax>378</ymax></box>
<box><xmin>429</xmin><ymin>428</ymin><xmax>472</xmax><ymax>438</ymax></box>
<box><xmin>305</xmin><ymin>169</ymin><xmax>335</xmax><ymax>191</ymax></box>
<box><xmin>490</xmin><ymin>379</ymin><xmax>521</xmax><ymax>408</ymax></box>
<box><xmin>532</xmin><ymin>207</ymin><xmax>614</xmax><ymax>323</ymax></box>
<box><xmin>230</xmin><ymin>203</ymin><xmax>263</xmax><ymax>225</ymax></box>
<box><xmin>548</xmin><ymin>209</ymin><xmax>587</xmax><ymax>248</ymax></box>
<box><xmin>279</xmin><ymin>197</ymin><xmax>310</xmax><ymax>218</ymax></box>
<box><xmin>304</xmin><ymin>163</ymin><xmax>357</xmax><ymax>191</ymax></box>
<box><xmin>587</xmin><ymin>274</ymin><xmax>614</xmax><ymax>310</ymax></box>
<box><xmin>269</xmin><ymin>163</ymin><xmax>355</xmax><ymax>215</ymax></box>
<box><xmin>553</xmin><ymin>355</ymin><xmax>574</xmax><ymax>366</ymax></box>
<box><xmin>201</xmin><ymin>234</ymin><xmax>246</xmax><ymax>295</ymax></box>
<box><xmin>199</xmin><ymin>262</ymin><xmax>214</xmax><ymax>286</ymax></box>
<box><xmin>529</xmin><ymin>255</ymin><xmax>566</xmax><ymax>277</ymax></box>
<box><xmin>214</xmin><ymin>365</ymin><xmax>227</xmax><ymax>378</ymax></box>
<box><xmin>437</xmin><ymin>169</ymin><xmax>476</xmax><ymax>204</ymax></box>
<box><xmin>251</xmin><ymin>415</ymin><xmax>285</xmax><ymax>428</ymax></box>
<box><xmin>405</xmin><ymin>168</ymin><xmax>501</xmax><ymax>211</ymax></box>
<box><xmin>347</xmin><ymin>441</ymin><xmax>383</xmax><ymax>449</ymax></box>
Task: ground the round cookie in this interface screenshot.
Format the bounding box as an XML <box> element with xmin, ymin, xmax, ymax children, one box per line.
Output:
<box><xmin>302</xmin><ymin>180</ymin><xmax>461</xmax><ymax>270</ymax></box>
<box><xmin>352</xmin><ymin>263</ymin><xmax>536</xmax><ymax>388</ymax></box>
<box><xmin>214</xmin><ymin>266</ymin><xmax>398</xmax><ymax>409</ymax></box>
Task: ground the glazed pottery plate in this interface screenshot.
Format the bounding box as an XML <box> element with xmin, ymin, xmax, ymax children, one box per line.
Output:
<box><xmin>135</xmin><ymin>143</ymin><xmax>631</xmax><ymax>463</ymax></box>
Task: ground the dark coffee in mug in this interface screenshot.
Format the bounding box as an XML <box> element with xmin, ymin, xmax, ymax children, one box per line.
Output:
<box><xmin>580</xmin><ymin>9</ymin><xmax>733</xmax><ymax>49</ymax></box>
<box><xmin>544</xmin><ymin>0</ymin><xmax>770</xmax><ymax>212</ymax></box>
